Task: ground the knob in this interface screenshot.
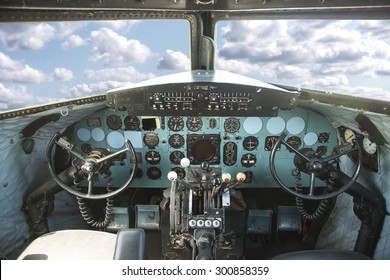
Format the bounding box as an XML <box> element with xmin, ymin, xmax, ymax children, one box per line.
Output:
<box><xmin>167</xmin><ymin>171</ymin><xmax>178</xmax><ymax>181</ymax></box>
<box><xmin>180</xmin><ymin>157</ymin><xmax>191</xmax><ymax>168</ymax></box>
<box><xmin>236</xmin><ymin>172</ymin><xmax>246</xmax><ymax>182</ymax></box>
<box><xmin>221</xmin><ymin>173</ymin><xmax>232</xmax><ymax>182</ymax></box>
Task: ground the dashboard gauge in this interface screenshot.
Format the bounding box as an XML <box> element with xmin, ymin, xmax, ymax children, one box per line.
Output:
<box><xmin>316</xmin><ymin>146</ymin><xmax>328</xmax><ymax>156</ymax></box>
<box><xmin>243</xmin><ymin>136</ymin><xmax>259</xmax><ymax>151</ymax></box>
<box><xmin>265</xmin><ymin>136</ymin><xmax>280</xmax><ymax>151</ymax></box>
<box><xmin>186</xmin><ymin>116</ymin><xmax>203</xmax><ymax>132</ymax></box>
<box><xmin>106</xmin><ymin>115</ymin><xmax>122</xmax><ymax>130</ymax></box>
<box><xmin>146</xmin><ymin>167</ymin><xmax>162</xmax><ymax>180</ymax></box>
<box><xmin>343</xmin><ymin>128</ymin><xmax>356</xmax><ymax>144</ymax></box>
<box><xmin>241</xmin><ymin>153</ymin><xmax>257</xmax><ymax>167</ymax></box>
<box><xmin>143</xmin><ymin>132</ymin><xmax>159</xmax><ymax>148</ymax></box>
<box><xmin>223</xmin><ymin>142</ymin><xmax>237</xmax><ymax>166</ymax></box>
<box><xmin>124</xmin><ymin>116</ymin><xmax>140</xmax><ymax>130</ymax></box>
<box><xmin>168</xmin><ymin>116</ymin><xmax>184</xmax><ymax>132</ymax></box>
<box><xmin>171</xmin><ymin>167</ymin><xmax>186</xmax><ymax>180</ymax></box>
<box><xmin>224</xmin><ymin>117</ymin><xmax>240</xmax><ymax>133</ymax></box>
<box><xmin>81</xmin><ymin>143</ymin><xmax>92</xmax><ymax>154</ymax></box>
<box><xmin>169</xmin><ymin>134</ymin><xmax>185</xmax><ymax>149</ymax></box>
<box><xmin>318</xmin><ymin>132</ymin><xmax>330</xmax><ymax>143</ymax></box>
<box><xmin>170</xmin><ymin>151</ymin><xmax>185</xmax><ymax>165</ymax></box>
<box><xmin>286</xmin><ymin>136</ymin><xmax>302</xmax><ymax>151</ymax></box>
<box><xmin>145</xmin><ymin>151</ymin><xmax>161</xmax><ymax>165</ymax></box>
<box><xmin>87</xmin><ymin>117</ymin><xmax>102</xmax><ymax>128</ymax></box>
<box><xmin>209</xmin><ymin>118</ymin><xmax>217</xmax><ymax>129</ymax></box>
<box><xmin>192</xmin><ymin>139</ymin><xmax>216</xmax><ymax>162</ymax></box>
<box><xmin>133</xmin><ymin>168</ymin><xmax>143</xmax><ymax>179</ymax></box>
<box><xmin>362</xmin><ymin>136</ymin><xmax>377</xmax><ymax>155</ymax></box>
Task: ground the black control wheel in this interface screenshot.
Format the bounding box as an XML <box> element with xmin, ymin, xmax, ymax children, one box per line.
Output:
<box><xmin>46</xmin><ymin>132</ymin><xmax>137</xmax><ymax>200</ymax></box>
<box><xmin>269</xmin><ymin>132</ymin><xmax>361</xmax><ymax>200</ymax></box>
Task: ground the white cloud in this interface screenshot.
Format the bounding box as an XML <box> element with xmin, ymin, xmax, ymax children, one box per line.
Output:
<box><xmin>63</xmin><ymin>81</ymin><xmax>134</xmax><ymax>99</ymax></box>
<box><xmin>0</xmin><ymin>52</ymin><xmax>47</xmax><ymax>83</ymax></box>
<box><xmin>0</xmin><ymin>84</ymin><xmax>56</xmax><ymax>111</ymax></box>
<box><xmin>84</xmin><ymin>66</ymin><xmax>155</xmax><ymax>82</ymax></box>
<box><xmin>61</xmin><ymin>35</ymin><xmax>86</xmax><ymax>49</ymax></box>
<box><xmin>0</xmin><ymin>23</ymin><xmax>56</xmax><ymax>51</ymax></box>
<box><xmin>52</xmin><ymin>68</ymin><xmax>74</xmax><ymax>81</ymax></box>
<box><xmin>156</xmin><ymin>50</ymin><xmax>190</xmax><ymax>71</ymax></box>
<box><xmin>89</xmin><ymin>28</ymin><xmax>151</xmax><ymax>65</ymax></box>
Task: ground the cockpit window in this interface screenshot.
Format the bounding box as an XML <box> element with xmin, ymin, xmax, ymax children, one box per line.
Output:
<box><xmin>215</xmin><ymin>20</ymin><xmax>390</xmax><ymax>101</ymax></box>
<box><xmin>0</xmin><ymin>20</ymin><xmax>190</xmax><ymax>111</ymax></box>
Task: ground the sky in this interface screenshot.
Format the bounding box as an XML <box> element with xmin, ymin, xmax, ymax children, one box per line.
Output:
<box><xmin>0</xmin><ymin>19</ymin><xmax>390</xmax><ymax>111</ymax></box>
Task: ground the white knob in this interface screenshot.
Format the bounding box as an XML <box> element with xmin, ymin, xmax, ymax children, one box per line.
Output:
<box><xmin>236</xmin><ymin>172</ymin><xmax>246</xmax><ymax>182</ymax></box>
<box><xmin>180</xmin><ymin>157</ymin><xmax>191</xmax><ymax>168</ymax></box>
<box><xmin>221</xmin><ymin>173</ymin><xmax>232</xmax><ymax>182</ymax></box>
<box><xmin>167</xmin><ymin>171</ymin><xmax>178</xmax><ymax>181</ymax></box>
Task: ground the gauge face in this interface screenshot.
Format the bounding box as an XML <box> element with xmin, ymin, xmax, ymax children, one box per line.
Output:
<box><xmin>170</xmin><ymin>151</ymin><xmax>185</xmax><ymax>165</ymax></box>
<box><xmin>146</xmin><ymin>167</ymin><xmax>162</xmax><ymax>180</ymax></box>
<box><xmin>143</xmin><ymin>132</ymin><xmax>159</xmax><ymax>148</ymax></box>
<box><xmin>241</xmin><ymin>153</ymin><xmax>257</xmax><ymax>167</ymax></box>
<box><xmin>145</xmin><ymin>151</ymin><xmax>161</xmax><ymax>164</ymax></box>
<box><xmin>192</xmin><ymin>139</ymin><xmax>216</xmax><ymax>161</ymax></box>
<box><xmin>286</xmin><ymin>136</ymin><xmax>302</xmax><ymax>151</ymax></box>
<box><xmin>186</xmin><ymin>116</ymin><xmax>203</xmax><ymax>132</ymax></box>
<box><xmin>209</xmin><ymin>118</ymin><xmax>217</xmax><ymax>129</ymax></box>
<box><xmin>223</xmin><ymin>142</ymin><xmax>237</xmax><ymax>166</ymax></box>
<box><xmin>106</xmin><ymin>115</ymin><xmax>122</xmax><ymax>130</ymax></box>
<box><xmin>124</xmin><ymin>116</ymin><xmax>140</xmax><ymax>130</ymax></box>
<box><xmin>243</xmin><ymin>136</ymin><xmax>259</xmax><ymax>151</ymax></box>
<box><xmin>318</xmin><ymin>132</ymin><xmax>330</xmax><ymax>143</ymax></box>
<box><xmin>344</xmin><ymin>128</ymin><xmax>356</xmax><ymax>144</ymax></box>
<box><xmin>264</xmin><ymin>136</ymin><xmax>280</xmax><ymax>151</ymax></box>
<box><xmin>363</xmin><ymin>136</ymin><xmax>377</xmax><ymax>155</ymax></box>
<box><xmin>169</xmin><ymin>134</ymin><xmax>185</xmax><ymax>149</ymax></box>
<box><xmin>171</xmin><ymin>167</ymin><xmax>186</xmax><ymax>180</ymax></box>
<box><xmin>316</xmin><ymin>146</ymin><xmax>328</xmax><ymax>156</ymax></box>
<box><xmin>224</xmin><ymin>117</ymin><xmax>240</xmax><ymax>133</ymax></box>
<box><xmin>168</xmin><ymin>116</ymin><xmax>184</xmax><ymax>131</ymax></box>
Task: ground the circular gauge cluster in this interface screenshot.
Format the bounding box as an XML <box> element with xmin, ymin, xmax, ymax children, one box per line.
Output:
<box><xmin>224</xmin><ymin>117</ymin><xmax>240</xmax><ymax>133</ymax></box>
<box><xmin>186</xmin><ymin>117</ymin><xmax>203</xmax><ymax>132</ymax></box>
<box><xmin>168</xmin><ymin>116</ymin><xmax>184</xmax><ymax>131</ymax></box>
<box><xmin>106</xmin><ymin>115</ymin><xmax>122</xmax><ymax>130</ymax></box>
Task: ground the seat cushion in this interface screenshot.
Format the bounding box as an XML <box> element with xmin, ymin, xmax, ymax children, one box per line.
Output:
<box><xmin>272</xmin><ymin>249</ymin><xmax>371</xmax><ymax>260</ymax></box>
<box><xmin>18</xmin><ymin>230</ymin><xmax>117</xmax><ymax>260</ymax></box>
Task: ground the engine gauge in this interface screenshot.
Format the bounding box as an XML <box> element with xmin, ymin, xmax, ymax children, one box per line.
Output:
<box><xmin>286</xmin><ymin>136</ymin><xmax>302</xmax><ymax>151</ymax></box>
<box><xmin>106</xmin><ymin>115</ymin><xmax>122</xmax><ymax>130</ymax></box>
<box><xmin>143</xmin><ymin>132</ymin><xmax>159</xmax><ymax>148</ymax></box>
<box><xmin>318</xmin><ymin>132</ymin><xmax>330</xmax><ymax>143</ymax></box>
<box><xmin>224</xmin><ymin>117</ymin><xmax>240</xmax><ymax>133</ymax></box>
<box><xmin>147</xmin><ymin>167</ymin><xmax>162</xmax><ymax>180</ymax></box>
<box><xmin>186</xmin><ymin>116</ymin><xmax>203</xmax><ymax>132</ymax></box>
<box><xmin>145</xmin><ymin>151</ymin><xmax>161</xmax><ymax>165</ymax></box>
<box><xmin>241</xmin><ymin>153</ymin><xmax>257</xmax><ymax>167</ymax></box>
<box><xmin>362</xmin><ymin>136</ymin><xmax>377</xmax><ymax>155</ymax></box>
<box><xmin>265</xmin><ymin>136</ymin><xmax>280</xmax><ymax>151</ymax></box>
<box><xmin>124</xmin><ymin>116</ymin><xmax>140</xmax><ymax>130</ymax></box>
<box><xmin>243</xmin><ymin>136</ymin><xmax>259</xmax><ymax>151</ymax></box>
<box><xmin>168</xmin><ymin>116</ymin><xmax>184</xmax><ymax>131</ymax></box>
<box><xmin>169</xmin><ymin>134</ymin><xmax>185</xmax><ymax>149</ymax></box>
<box><xmin>171</xmin><ymin>167</ymin><xmax>186</xmax><ymax>180</ymax></box>
<box><xmin>316</xmin><ymin>146</ymin><xmax>328</xmax><ymax>156</ymax></box>
<box><xmin>343</xmin><ymin>128</ymin><xmax>356</xmax><ymax>144</ymax></box>
<box><xmin>170</xmin><ymin>151</ymin><xmax>185</xmax><ymax>165</ymax></box>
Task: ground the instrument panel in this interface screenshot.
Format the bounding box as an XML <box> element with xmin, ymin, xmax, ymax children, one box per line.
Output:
<box><xmin>72</xmin><ymin>107</ymin><xmax>338</xmax><ymax>189</ymax></box>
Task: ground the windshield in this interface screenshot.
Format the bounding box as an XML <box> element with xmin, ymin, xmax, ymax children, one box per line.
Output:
<box><xmin>216</xmin><ymin>20</ymin><xmax>390</xmax><ymax>101</ymax></box>
<box><xmin>0</xmin><ymin>20</ymin><xmax>190</xmax><ymax>111</ymax></box>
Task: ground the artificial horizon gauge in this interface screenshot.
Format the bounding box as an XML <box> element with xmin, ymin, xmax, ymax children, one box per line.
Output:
<box><xmin>362</xmin><ymin>136</ymin><xmax>378</xmax><ymax>155</ymax></box>
<box><xmin>343</xmin><ymin>128</ymin><xmax>356</xmax><ymax>144</ymax></box>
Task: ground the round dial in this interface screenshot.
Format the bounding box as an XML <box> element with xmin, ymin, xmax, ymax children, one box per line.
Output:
<box><xmin>362</xmin><ymin>136</ymin><xmax>377</xmax><ymax>155</ymax></box>
<box><xmin>168</xmin><ymin>116</ymin><xmax>184</xmax><ymax>132</ymax></box>
<box><xmin>168</xmin><ymin>134</ymin><xmax>185</xmax><ymax>149</ymax></box>
<box><xmin>241</xmin><ymin>153</ymin><xmax>257</xmax><ymax>167</ymax></box>
<box><xmin>170</xmin><ymin>151</ymin><xmax>185</xmax><ymax>165</ymax></box>
<box><xmin>145</xmin><ymin>151</ymin><xmax>161</xmax><ymax>165</ymax></box>
<box><xmin>124</xmin><ymin>116</ymin><xmax>140</xmax><ymax>130</ymax></box>
<box><xmin>171</xmin><ymin>167</ymin><xmax>186</xmax><ymax>180</ymax></box>
<box><xmin>318</xmin><ymin>132</ymin><xmax>330</xmax><ymax>143</ymax></box>
<box><xmin>186</xmin><ymin>116</ymin><xmax>203</xmax><ymax>132</ymax></box>
<box><xmin>146</xmin><ymin>167</ymin><xmax>162</xmax><ymax>180</ymax></box>
<box><xmin>106</xmin><ymin>115</ymin><xmax>122</xmax><ymax>130</ymax></box>
<box><xmin>286</xmin><ymin>136</ymin><xmax>302</xmax><ymax>150</ymax></box>
<box><xmin>316</xmin><ymin>146</ymin><xmax>328</xmax><ymax>156</ymax></box>
<box><xmin>265</xmin><ymin>136</ymin><xmax>280</xmax><ymax>151</ymax></box>
<box><xmin>243</xmin><ymin>136</ymin><xmax>259</xmax><ymax>151</ymax></box>
<box><xmin>224</xmin><ymin>117</ymin><xmax>240</xmax><ymax>133</ymax></box>
<box><xmin>143</xmin><ymin>132</ymin><xmax>159</xmax><ymax>148</ymax></box>
<box><xmin>344</xmin><ymin>128</ymin><xmax>356</xmax><ymax>144</ymax></box>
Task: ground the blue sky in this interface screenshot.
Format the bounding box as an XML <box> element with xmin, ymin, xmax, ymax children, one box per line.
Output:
<box><xmin>0</xmin><ymin>19</ymin><xmax>390</xmax><ymax>111</ymax></box>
